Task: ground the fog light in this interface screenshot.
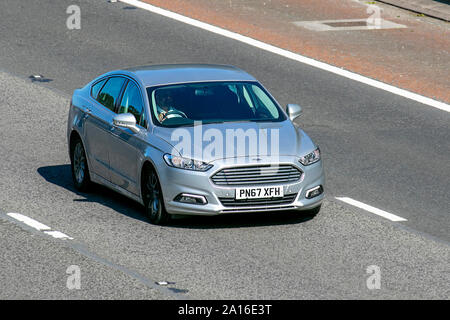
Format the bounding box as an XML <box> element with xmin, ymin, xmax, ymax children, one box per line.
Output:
<box><xmin>174</xmin><ymin>193</ymin><xmax>207</xmax><ymax>205</ymax></box>
<box><xmin>305</xmin><ymin>185</ymin><xmax>323</xmax><ymax>199</ymax></box>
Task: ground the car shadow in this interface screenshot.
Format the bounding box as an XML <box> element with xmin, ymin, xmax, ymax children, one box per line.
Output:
<box><xmin>37</xmin><ymin>164</ymin><xmax>148</xmax><ymax>223</ymax></box>
<box><xmin>37</xmin><ymin>164</ymin><xmax>316</xmax><ymax>229</ymax></box>
<box><xmin>170</xmin><ymin>211</ymin><xmax>315</xmax><ymax>229</ymax></box>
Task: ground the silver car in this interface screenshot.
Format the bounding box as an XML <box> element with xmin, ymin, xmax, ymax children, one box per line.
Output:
<box><xmin>67</xmin><ymin>64</ymin><xmax>324</xmax><ymax>224</ymax></box>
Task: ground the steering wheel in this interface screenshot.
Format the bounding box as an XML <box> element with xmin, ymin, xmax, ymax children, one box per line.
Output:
<box><xmin>163</xmin><ymin>109</ymin><xmax>188</xmax><ymax>121</ymax></box>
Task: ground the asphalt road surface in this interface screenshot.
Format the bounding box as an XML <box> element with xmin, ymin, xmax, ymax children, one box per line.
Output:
<box><xmin>0</xmin><ymin>0</ymin><xmax>448</xmax><ymax>299</ymax></box>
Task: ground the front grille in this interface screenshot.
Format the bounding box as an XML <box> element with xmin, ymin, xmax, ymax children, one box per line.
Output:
<box><xmin>218</xmin><ymin>193</ymin><xmax>297</xmax><ymax>208</ymax></box>
<box><xmin>211</xmin><ymin>164</ymin><xmax>303</xmax><ymax>186</ymax></box>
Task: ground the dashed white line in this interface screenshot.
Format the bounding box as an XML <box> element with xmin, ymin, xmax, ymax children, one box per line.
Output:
<box><xmin>119</xmin><ymin>0</ymin><xmax>450</xmax><ymax>113</ymax></box>
<box><xmin>6</xmin><ymin>212</ymin><xmax>74</xmax><ymax>240</ymax></box>
<box><xmin>336</xmin><ymin>197</ymin><xmax>407</xmax><ymax>222</ymax></box>
<box><xmin>7</xmin><ymin>212</ymin><xmax>51</xmax><ymax>231</ymax></box>
<box><xmin>44</xmin><ymin>230</ymin><xmax>74</xmax><ymax>240</ymax></box>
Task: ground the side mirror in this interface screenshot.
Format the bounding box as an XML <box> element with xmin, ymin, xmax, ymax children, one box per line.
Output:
<box><xmin>286</xmin><ymin>104</ymin><xmax>302</xmax><ymax>121</ymax></box>
<box><xmin>113</xmin><ymin>113</ymin><xmax>140</xmax><ymax>134</ymax></box>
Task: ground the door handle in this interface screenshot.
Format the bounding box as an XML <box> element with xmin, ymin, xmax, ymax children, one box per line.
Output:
<box><xmin>82</xmin><ymin>106</ymin><xmax>92</xmax><ymax>114</ymax></box>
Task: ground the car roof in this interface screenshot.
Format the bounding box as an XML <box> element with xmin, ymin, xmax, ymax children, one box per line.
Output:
<box><xmin>117</xmin><ymin>64</ymin><xmax>257</xmax><ymax>87</ymax></box>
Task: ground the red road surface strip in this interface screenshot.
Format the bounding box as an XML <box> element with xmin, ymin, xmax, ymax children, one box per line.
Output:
<box><xmin>139</xmin><ymin>0</ymin><xmax>450</xmax><ymax>105</ymax></box>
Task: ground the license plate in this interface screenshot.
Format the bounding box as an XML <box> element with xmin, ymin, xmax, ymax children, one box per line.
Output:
<box><xmin>235</xmin><ymin>186</ymin><xmax>284</xmax><ymax>200</ymax></box>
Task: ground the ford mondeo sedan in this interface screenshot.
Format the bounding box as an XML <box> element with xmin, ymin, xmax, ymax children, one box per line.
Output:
<box><xmin>67</xmin><ymin>64</ymin><xmax>324</xmax><ymax>224</ymax></box>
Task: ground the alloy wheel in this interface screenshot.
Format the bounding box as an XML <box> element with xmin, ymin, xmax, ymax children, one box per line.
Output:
<box><xmin>73</xmin><ymin>142</ymin><xmax>86</xmax><ymax>184</ymax></box>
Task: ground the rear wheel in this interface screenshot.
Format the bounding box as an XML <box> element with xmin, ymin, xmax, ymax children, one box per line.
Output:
<box><xmin>143</xmin><ymin>168</ymin><xmax>169</xmax><ymax>225</ymax></box>
<box><xmin>70</xmin><ymin>138</ymin><xmax>91</xmax><ymax>192</ymax></box>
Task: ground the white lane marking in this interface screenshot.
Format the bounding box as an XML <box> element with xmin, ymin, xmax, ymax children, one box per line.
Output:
<box><xmin>335</xmin><ymin>197</ymin><xmax>407</xmax><ymax>222</ymax></box>
<box><xmin>7</xmin><ymin>212</ymin><xmax>51</xmax><ymax>231</ymax></box>
<box><xmin>44</xmin><ymin>231</ymin><xmax>74</xmax><ymax>240</ymax></box>
<box><xmin>6</xmin><ymin>212</ymin><xmax>74</xmax><ymax>239</ymax></box>
<box><xmin>119</xmin><ymin>0</ymin><xmax>450</xmax><ymax>113</ymax></box>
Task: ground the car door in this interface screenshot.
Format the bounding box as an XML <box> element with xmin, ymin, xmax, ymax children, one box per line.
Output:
<box><xmin>84</xmin><ymin>76</ymin><xmax>127</xmax><ymax>181</ymax></box>
<box><xmin>108</xmin><ymin>79</ymin><xmax>147</xmax><ymax>196</ymax></box>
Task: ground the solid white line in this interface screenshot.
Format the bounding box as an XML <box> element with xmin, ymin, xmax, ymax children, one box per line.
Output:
<box><xmin>7</xmin><ymin>212</ymin><xmax>51</xmax><ymax>231</ymax></box>
<box><xmin>335</xmin><ymin>197</ymin><xmax>407</xmax><ymax>222</ymax></box>
<box><xmin>119</xmin><ymin>0</ymin><xmax>450</xmax><ymax>113</ymax></box>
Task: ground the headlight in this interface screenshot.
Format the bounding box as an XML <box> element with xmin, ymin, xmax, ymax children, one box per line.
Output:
<box><xmin>163</xmin><ymin>154</ymin><xmax>212</xmax><ymax>171</ymax></box>
<box><xmin>299</xmin><ymin>147</ymin><xmax>321</xmax><ymax>166</ymax></box>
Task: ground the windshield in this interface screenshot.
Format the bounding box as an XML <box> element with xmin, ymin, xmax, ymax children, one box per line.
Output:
<box><xmin>146</xmin><ymin>81</ymin><xmax>286</xmax><ymax>127</ymax></box>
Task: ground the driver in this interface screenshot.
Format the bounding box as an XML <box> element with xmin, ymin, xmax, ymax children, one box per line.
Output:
<box><xmin>155</xmin><ymin>90</ymin><xmax>177</xmax><ymax>122</ymax></box>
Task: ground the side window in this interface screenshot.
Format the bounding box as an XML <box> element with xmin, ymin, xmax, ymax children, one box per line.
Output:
<box><xmin>242</xmin><ymin>86</ymin><xmax>255</xmax><ymax>110</ymax></box>
<box><xmin>119</xmin><ymin>81</ymin><xmax>146</xmax><ymax>127</ymax></box>
<box><xmin>91</xmin><ymin>79</ymin><xmax>106</xmax><ymax>100</ymax></box>
<box><xmin>250</xmin><ymin>85</ymin><xmax>279</xmax><ymax>118</ymax></box>
<box><xmin>96</xmin><ymin>77</ymin><xmax>127</xmax><ymax>112</ymax></box>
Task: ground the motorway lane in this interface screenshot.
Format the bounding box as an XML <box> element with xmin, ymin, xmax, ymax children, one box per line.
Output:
<box><xmin>0</xmin><ymin>70</ymin><xmax>448</xmax><ymax>299</ymax></box>
<box><xmin>0</xmin><ymin>0</ymin><xmax>448</xmax><ymax>240</ymax></box>
<box><xmin>0</xmin><ymin>216</ymin><xmax>169</xmax><ymax>299</ymax></box>
<box><xmin>0</xmin><ymin>0</ymin><xmax>448</xmax><ymax>298</ymax></box>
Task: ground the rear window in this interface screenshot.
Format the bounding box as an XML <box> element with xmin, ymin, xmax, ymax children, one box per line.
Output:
<box><xmin>90</xmin><ymin>79</ymin><xmax>106</xmax><ymax>100</ymax></box>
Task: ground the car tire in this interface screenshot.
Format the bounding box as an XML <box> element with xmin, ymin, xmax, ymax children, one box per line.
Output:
<box><xmin>70</xmin><ymin>137</ymin><xmax>92</xmax><ymax>192</ymax></box>
<box><xmin>143</xmin><ymin>167</ymin><xmax>170</xmax><ymax>225</ymax></box>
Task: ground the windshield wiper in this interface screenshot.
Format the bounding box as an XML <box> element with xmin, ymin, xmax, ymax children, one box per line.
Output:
<box><xmin>248</xmin><ymin>118</ymin><xmax>278</xmax><ymax>122</ymax></box>
<box><xmin>169</xmin><ymin>119</ymin><xmax>278</xmax><ymax>127</ymax></box>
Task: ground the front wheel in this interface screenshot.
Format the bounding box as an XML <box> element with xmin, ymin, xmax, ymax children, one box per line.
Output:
<box><xmin>143</xmin><ymin>168</ymin><xmax>170</xmax><ymax>225</ymax></box>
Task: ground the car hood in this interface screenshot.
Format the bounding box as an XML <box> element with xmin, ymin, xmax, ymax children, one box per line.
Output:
<box><xmin>152</xmin><ymin>120</ymin><xmax>317</xmax><ymax>162</ymax></box>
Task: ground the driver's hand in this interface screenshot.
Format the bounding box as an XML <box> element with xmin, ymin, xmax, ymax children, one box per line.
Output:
<box><xmin>158</xmin><ymin>111</ymin><xmax>167</xmax><ymax>122</ymax></box>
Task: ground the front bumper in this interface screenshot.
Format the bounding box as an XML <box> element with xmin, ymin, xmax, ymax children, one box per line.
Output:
<box><xmin>158</xmin><ymin>156</ymin><xmax>324</xmax><ymax>216</ymax></box>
